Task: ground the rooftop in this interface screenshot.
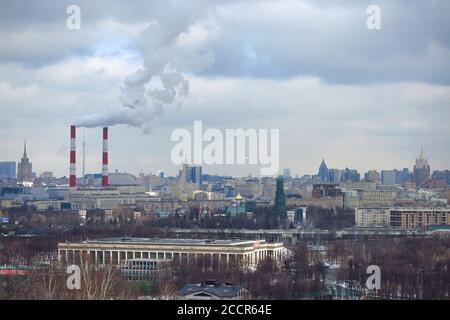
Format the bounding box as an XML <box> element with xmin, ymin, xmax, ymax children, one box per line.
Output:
<box><xmin>179</xmin><ymin>280</ymin><xmax>248</xmax><ymax>298</ymax></box>
<box><xmin>82</xmin><ymin>237</ymin><xmax>263</xmax><ymax>247</ymax></box>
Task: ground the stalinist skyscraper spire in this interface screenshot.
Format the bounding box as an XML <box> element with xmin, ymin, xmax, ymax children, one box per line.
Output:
<box><xmin>17</xmin><ymin>140</ymin><xmax>33</xmax><ymax>183</ymax></box>
<box><xmin>413</xmin><ymin>147</ymin><xmax>430</xmax><ymax>188</ymax></box>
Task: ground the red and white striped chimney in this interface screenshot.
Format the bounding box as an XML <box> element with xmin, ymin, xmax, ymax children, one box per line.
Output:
<box><xmin>69</xmin><ymin>125</ymin><xmax>76</xmax><ymax>188</ymax></box>
<box><xmin>102</xmin><ymin>127</ymin><xmax>109</xmax><ymax>186</ymax></box>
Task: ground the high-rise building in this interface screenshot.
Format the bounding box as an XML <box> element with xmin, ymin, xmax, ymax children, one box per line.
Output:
<box><xmin>179</xmin><ymin>164</ymin><xmax>189</xmax><ymax>183</ymax></box>
<box><xmin>283</xmin><ymin>168</ymin><xmax>291</xmax><ymax>179</ymax></box>
<box><xmin>274</xmin><ymin>176</ymin><xmax>287</xmax><ymax>223</ymax></box>
<box><xmin>318</xmin><ymin>158</ymin><xmax>329</xmax><ymax>182</ymax></box>
<box><xmin>432</xmin><ymin>170</ymin><xmax>450</xmax><ymax>185</ymax></box>
<box><xmin>0</xmin><ymin>162</ymin><xmax>16</xmax><ymax>178</ymax></box>
<box><xmin>179</xmin><ymin>164</ymin><xmax>202</xmax><ymax>185</ymax></box>
<box><xmin>381</xmin><ymin>170</ymin><xmax>396</xmax><ymax>185</ymax></box>
<box><xmin>342</xmin><ymin>167</ymin><xmax>360</xmax><ymax>182</ymax></box>
<box><xmin>328</xmin><ymin>168</ymin><xmax>341</xmax><ymax>183</ymax></box>
<box><xmin>364</xmin><ymin>170</ymin><xmax>380</xmax><ymax>182</ymax></box>
<box><xmin>17</xmin><ymin>140</ymin><xmax>33</xmax><ymax>183</ymax></box>
<box><xmin>312</xmin><ymin>184</ymin><xmax>343</xmax><ymax>198</ymax></box>
<box><xmin>190</xmin><ymin>166</ymin><xmax>202</xmax><ymax>184</ymax></box>
<box><xmin>413</xmin><ymin>148</ymin><xmax>430</xmax><ymax>187</ymax></box>
<box><xmin>395</xmin><ymin>168</ymin><xmax>412</xmax><ymax>184</ymax></box>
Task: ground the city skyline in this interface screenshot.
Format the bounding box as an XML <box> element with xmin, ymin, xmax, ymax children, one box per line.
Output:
<box><xmin>0</xmin><ymin>0</ymin><xmax>449</xmax><ymax>177</ymax></box>
<box><xmin>3</xmin><ymin>138</ymin><xmax>445</xmax><ymax>180</ymax></box>
<box><xmin>1</xmin><ymin>0</ymin><xmax>450</xmax><ymax>305</ymax></box>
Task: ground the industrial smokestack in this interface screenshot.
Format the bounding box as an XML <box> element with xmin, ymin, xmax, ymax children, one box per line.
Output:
<box><xmin>82</xmin><ymin>129</ymin><xmax>85</xmax><ymax>177</ymax></box>
<box><xmin>69</xmin><ymin>125</ymin><xmax>76</xmax><ymax>188</ymax></box>
<box><xmin>102</xmin><ymin>127</ymin><xmax>108</xmax><ymax>187</ymax></box>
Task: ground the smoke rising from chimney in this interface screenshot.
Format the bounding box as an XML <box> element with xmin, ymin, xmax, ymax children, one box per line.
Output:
<box><xmin>75</xmin><ymin>13</ymin><xmax>217</xmax><ymax>134</ymax></box>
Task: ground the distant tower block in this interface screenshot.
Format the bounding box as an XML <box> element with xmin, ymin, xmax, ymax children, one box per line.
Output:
<box><xmin>69</xmin><ymin>125</ymin><xmax>76</xmax><ymax>188</ymax></box>
<box><xmin>102</xmin><ymin>127</ymin><xmax>109</xmax><ymax>186</ymax></box>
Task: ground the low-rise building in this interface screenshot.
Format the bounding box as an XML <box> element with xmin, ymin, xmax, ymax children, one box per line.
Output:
<box><xmin>67</xmin><ymin>186</ymin><xmax>150</xmax><ymax>210</ymax></box>
<box><xmin>359</xmin><ymin>190</ymin><xmax>398</xmax><ymax>206</ymax></box>
<box><xmin>58</xmin><ymin>237</ymin><xmax>285</xmax><ymax>271</ymax></box>
<box><xmin>287</xmin><ymin>195</ymin><xmax>344</xmax><ymax>209</ymax></box>
<box><xmin>0</xmin><ymin>199</ymin><xmax>23</xmax><ymax>208</ymax></box>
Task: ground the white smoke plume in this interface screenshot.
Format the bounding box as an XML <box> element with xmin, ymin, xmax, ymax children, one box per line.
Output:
<box><xmin>75</xmin><ymin>10</ymin><xmax>217</xmax><ymax>134</ymax></box>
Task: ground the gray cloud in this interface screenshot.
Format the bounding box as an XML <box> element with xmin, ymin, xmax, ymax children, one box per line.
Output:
<box><xmin>1</xmin><ymin>0</ymin><xmax>449</xmax><ymax>83</ymax></box>
<box><xmin>0</xmin><ymin>0</ymin><xmax>449</xmax><ymax>177</ymax></box>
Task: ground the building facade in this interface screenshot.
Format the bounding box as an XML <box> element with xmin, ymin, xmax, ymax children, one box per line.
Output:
<box><xmin>381</xmin><ymin>170</ymin><xmax>396</xmax><ymax>185</ymax></box>
<box><xmin>120</xmin><ymin>258</ymin><xmax>173</xmax><ymax>282</ymax></box>
<box><xmin>390</xmin><ymin>207</ymin><xmax>450</xmax><ymax>230</ymax></box>
<box><xmin>58</xmin><ymin>238</ymin><xmax>285</xmax><ymax>271</ymax></box>
<box><xmin>355</xmin><ymin>207</ymin><xmax>391</xmax><ymax>228</ymax></box>
<box><xmin>364</xmin><ymin>170</ymin><xmax>380</xmax><ymax>183</ymax></box>
<box><xmin>355</xmin><ymin>207</ymin><xmax>450</xmax><ymax>230</ymax></box>
<box><xmin>359</xmin><ymin>190</ymin><xmax>398</xmax><ymax>206</ymax></box>
<box><xmin>0</xmin><ymin>162</ymin><xmax>16</xmax><ymax>179</ymax></box>
<box><xmin>342</xmin><ymin>168</ymin><xmax>360</xmax><ymax>182</ymax></box>
<box><xmin>179</xmin><ymin>164</ymin><xmax>202</xmax><ymax>185</ymax></box>
<box><xmin>432</xmin><ymin>170</ymin><xmax>450</xmax><ymax>185</ymax></box>
<box><xmin>328</xmin><ymin>169</ymin><xmax>341</xmax><ymax>183</ymax></box>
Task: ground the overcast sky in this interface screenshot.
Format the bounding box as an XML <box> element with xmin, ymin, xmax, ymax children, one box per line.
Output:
<box><xmin>0</xmin><ymin>0</ymin><xmax>449</xmax><ymax>178</ymax></box>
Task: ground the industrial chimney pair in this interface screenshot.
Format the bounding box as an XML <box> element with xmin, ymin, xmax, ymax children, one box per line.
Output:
<box><xmin>70</xmin><ymin>125</ymin><xmax>108</xmax><ymax>188</ymax></box>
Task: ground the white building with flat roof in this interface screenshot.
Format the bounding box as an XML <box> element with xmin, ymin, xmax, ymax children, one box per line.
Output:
<box><xmin>58</xmin><ymin>237</ymin><xmax>285</xmax><ymax>271</ymax></box>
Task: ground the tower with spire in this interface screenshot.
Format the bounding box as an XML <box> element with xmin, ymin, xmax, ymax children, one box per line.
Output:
<box><xmin>413</xmin><ymin>147</ymin><xmax>430</xmax><ymax>188</ymax></box>
<box><xmin>318</xmin><ymin>158</ymin><xmax>329</xmax><ymax>182</ymax></box>
<box><xmin>17</xmin><ymin>140</ymin><xmax>33</xmax><ymax>183</ymax></box>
